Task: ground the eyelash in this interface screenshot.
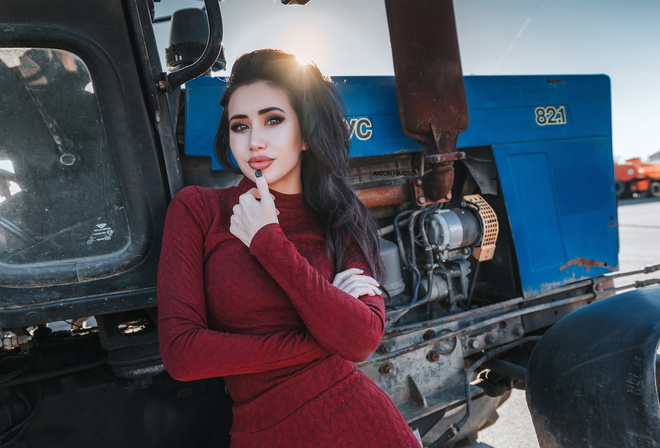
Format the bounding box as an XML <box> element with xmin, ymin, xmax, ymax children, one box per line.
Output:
<box><xmin>230</xmin><ymin>116</ymin><xmax>284</xmax><ymax>132</ymax></box>
<box><xmin>230</xmin><ymin>123</ymin><xmax>248</xmax><ymax>132</ymax></box>
<box><xmin>266</xmin><ymin>116</ymin><xmax>284</xmax><ymax>125</ymax></box>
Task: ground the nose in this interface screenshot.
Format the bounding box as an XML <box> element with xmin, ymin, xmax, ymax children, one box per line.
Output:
<box><xmin>249</xmin><ymin>126</ymin><xmax>266</xmax><ymax>151</ymax></box>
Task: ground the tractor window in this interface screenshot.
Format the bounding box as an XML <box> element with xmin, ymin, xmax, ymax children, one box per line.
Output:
<box><xmin>0</xmin><ymin>48</ymin><xmax>129</xmax><ymax>284</ymax></box>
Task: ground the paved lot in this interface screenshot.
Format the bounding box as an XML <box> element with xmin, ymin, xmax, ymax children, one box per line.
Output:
<box><xmin>462</xmin><ymin>197</ymin><xmax>660</xmax><ymax>448</ymax></box>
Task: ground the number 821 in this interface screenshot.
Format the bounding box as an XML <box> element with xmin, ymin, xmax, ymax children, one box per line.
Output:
<box><xmin>535</xmin><ymin>105</ymin><xmax>567</xmax><ymax>126</ymax></box>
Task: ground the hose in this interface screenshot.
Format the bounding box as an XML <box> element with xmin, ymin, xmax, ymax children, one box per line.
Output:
<box><xmin>429</xmin><ymin>336</ymin><xmax>541</xmax><ymax>447</ymax></box>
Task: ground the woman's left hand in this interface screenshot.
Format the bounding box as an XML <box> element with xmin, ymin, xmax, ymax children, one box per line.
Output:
<box><xmin>332</xmin><ymin>268</ymin><xmax>382</xmax><ymax>298</ymax></box>
<box><xmin>230</xmin><ymin>172</ymin><xmax>279</xmax><ymax>247</ymax></box>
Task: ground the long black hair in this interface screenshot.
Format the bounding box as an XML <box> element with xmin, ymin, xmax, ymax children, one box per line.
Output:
<box><xmin>215</xmin><ymin>49</ymin><xmax>383</xmax><ymax>279</ymax></box>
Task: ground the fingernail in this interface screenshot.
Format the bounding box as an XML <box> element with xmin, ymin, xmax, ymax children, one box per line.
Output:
<box><xmin>255</xmin><ymin>170</ymin><xmax>262</xmax><ymax>178</ymax></box>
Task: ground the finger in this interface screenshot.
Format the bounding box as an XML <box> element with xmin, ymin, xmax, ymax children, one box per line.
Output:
<box><xmin>254</xmin><ymin>170</ymin><xmax>274</xmax><ymax>206</ymax></box>
<box><xmin>332</xmin><ymin>268</ymin><xmax>364</xmax><ymax>286</ymax></box>
<box><xmin>341</xmin><ymin>279</ymin><xmax>382</xmax><ymax>295</ymax></box>
<box><xmin>345</xmin><ymin>274</ymin><xmax>380</xmax><ymax>286</ymax></box>
<box><xmin>248</xmin><ymin>188</ymin><xmax>276</xmax><ymax>202</ymax></box>
<box><xmin>345</xmin><ymin>286</ymin><xmax>382</xmax><ymax>299</ymax></box>
<box><xmin>333</xmin><ymin>273</ymin><xmax>377</xmax><ymax>291</ymax></box>
<box><xmin>239</xmin><ymin>191</ymin><xmax>257</xmax><ymax>206</ymax></box>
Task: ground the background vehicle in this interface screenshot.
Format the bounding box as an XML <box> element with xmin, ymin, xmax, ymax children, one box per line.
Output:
<box><xmin>615</xmin><ymin>157</ymin><xmax>660</xmax><ymax>198</ymax></box>
<box><xmin>1</xmin><ymin>1</ymin><xmax>658</xmax><ymax>447</ymax></box>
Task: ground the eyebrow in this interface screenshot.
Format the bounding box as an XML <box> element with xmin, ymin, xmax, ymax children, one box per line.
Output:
<box><xmin>229</xmin><ymin>107</ymin><xmax>285</xmax><ymax>122</ymax></box>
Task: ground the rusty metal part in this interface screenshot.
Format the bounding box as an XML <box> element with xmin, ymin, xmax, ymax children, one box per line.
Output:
<box><xmin>356</xmin><ymin>180</ymin><xmax>450</xmax><ymax>208</ymax></box>
<box><xmin>422</xmin><ymin>163</ymin><xmax>454</xmax><ymax>202</ymax></box>
<box><xmin>379</xmin><ymin>362</ymin><xmax>395</xmax><ymax>376</ymax></box>
<box><xmin>425</xmin><ymin>152</ymin><xmax>466</xmax><ymax>164</ymax></box>
<box><xmin>387</xmin><ymin>278</ymin><xmax>599</xmax><ymax>338</ymax></box>
<box><xmin>358</xmin><ymin>293</ymin><xmax>595</xmax><ymax>367</ymax></box>
<box><xmin>355</xmin><ymin>184</ymin><xmax>409</xmax><ymax>208</ymax></box>
<box><xmin>412</xmin><ymin>177</ymin><xmax>449</xmax><ymax>206</ymax></box>
<box><xmin>426</xmin><ymin>349</ymin><xmax>440</xmax><ymax>363</ymax></box>
<box><xmin>559</xmin><ymin>257</ymin><xmax>616</xmax><ymax>273</ymax></box>
<box><xmin>377</xmin><ymin>342</ymin><xmax>392</xmax><ymax>354</ymax></box>
<box><xmin>423</xmin><ymin>329</ymin><xmax>436</xmax><ymax>341</ymax></box>
<box><xmin>385</xmin><ymin>0</ymin><xmax>469</xmax><ymax>202</ymax></box>
<box><xmin>384</xmin><ymin>0</ymin><xmax>468</xmax><ymax>149</ymax></box>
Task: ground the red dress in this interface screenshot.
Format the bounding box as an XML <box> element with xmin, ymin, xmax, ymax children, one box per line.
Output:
<box><xmin>157</xmin><ymin>177</ymin><xmax>418</xmax><ymax>447</ymax></box>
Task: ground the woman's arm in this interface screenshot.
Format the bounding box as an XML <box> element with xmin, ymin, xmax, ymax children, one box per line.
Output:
<box><xmin>249</xmin><ymin>223</ymin><xmax>385</xmax><ymax>363</ymax></box>
<box><xmin>157</xmin><ymin>187</ymin><xmax>328</xmax><ymax>382</ymax></box>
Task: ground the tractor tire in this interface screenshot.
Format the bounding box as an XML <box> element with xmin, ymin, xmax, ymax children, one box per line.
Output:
<box><xmin>649</xmin><ymin>181</ymin><xmax>660</xmax><ymax>198</ymax></box>
<box><xmin>614</xmin><ymin>180</ymin><xmax>626</xmax><ymax>199</ymax></box>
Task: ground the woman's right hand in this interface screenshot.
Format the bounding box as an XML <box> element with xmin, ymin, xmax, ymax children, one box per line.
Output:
<box><xmin>332</xmin><ymin>268</ymin><xmax>382</xmax><ymax>298</ymax></box>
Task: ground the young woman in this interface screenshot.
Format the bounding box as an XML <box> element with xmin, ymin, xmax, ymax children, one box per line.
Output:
<box><xmin>157</xmin><ymin>49</ymin><xmax>418</xmax><ymax>447</ymax></box>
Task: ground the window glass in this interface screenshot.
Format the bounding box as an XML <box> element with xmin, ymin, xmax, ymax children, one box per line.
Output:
<box><xmin>0</xmin><ymin>48</ymin><xmax>129</xmax><ymax>273</ymax></box>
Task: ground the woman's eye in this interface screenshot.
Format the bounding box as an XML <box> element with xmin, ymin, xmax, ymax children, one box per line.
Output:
<box><xmin>230</xmin><ymin>123</ymin><xmax>248</xmax><ymax>132</ymax></box>
<box><xmin>266</xmin><ymin>116</ymin><xmax>284</xmax><ymax>126</ymax></box>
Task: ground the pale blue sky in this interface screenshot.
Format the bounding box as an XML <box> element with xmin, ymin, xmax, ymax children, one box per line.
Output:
<box><xmin>155</xmin><ymin>0</ymin><xmax>660</xmax><ymax>160</ymax></box>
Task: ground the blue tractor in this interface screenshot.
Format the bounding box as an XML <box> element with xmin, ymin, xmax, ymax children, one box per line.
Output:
<box><xmin>1</xmin><ymin>0</ymin><xmax>658</xmax><ymax>446</ymax></box>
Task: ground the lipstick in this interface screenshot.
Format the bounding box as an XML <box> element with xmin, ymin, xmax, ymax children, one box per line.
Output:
<box><xmin>248</xmin><ymin>156</ymin><xmax>274</xmax><ymax>171</ymax></box>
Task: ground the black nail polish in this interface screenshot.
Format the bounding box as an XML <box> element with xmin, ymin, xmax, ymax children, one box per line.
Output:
<box><xmin>255</xmin><ymin>170</ymin><xmax>262</xmax><ymax>178</ymax></box>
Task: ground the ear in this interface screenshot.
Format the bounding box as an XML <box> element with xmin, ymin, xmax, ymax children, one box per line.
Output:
<box><xmin>301</xmin><ymin>140</ymin><xmax>308</xmax><ymax>151</ymax></box>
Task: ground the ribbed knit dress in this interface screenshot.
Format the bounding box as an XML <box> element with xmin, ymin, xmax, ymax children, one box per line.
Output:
<box><xmin>157</xmin><ymin>176</ymin><xmax>418</xmax><ymax>447</ymax></box>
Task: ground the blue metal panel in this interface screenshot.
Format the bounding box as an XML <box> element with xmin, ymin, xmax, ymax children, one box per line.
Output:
<box><xmin>184</xmin><ymin>73</ymin><xmax>617</xmax><ymax>297</ymax></box>
<box><xmin>459</xmin><ymin>75</ymin><xmax>612</xmax><ymax>148</ymax></box>
<box><xmin>184</xmin><ymin>76</ymin><xmax>225</xmax><ymax>170</ymax></box>
<box><xmin>493</xmin><ymin>138</ymin><xmax>617</xmax><ymax>297</ymax></box>
<box><xmin>185</xmin><ymin>75</ymin><xmax>612</xmax><ymax>163</ymax></box>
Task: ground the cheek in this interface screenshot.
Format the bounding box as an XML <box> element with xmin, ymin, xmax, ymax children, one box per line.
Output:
<box><xmin>281</xmin><ymin>123</ymin><xmax>304</xmax><ymax>151</ymax></box>
<box><xmin>228</xmin><ymin>136</ymin><xmax>246</xmax><ymax>161</ymax></box>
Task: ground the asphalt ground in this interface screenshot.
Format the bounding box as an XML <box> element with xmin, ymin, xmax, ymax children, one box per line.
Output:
<box><xmin>462</xmin><ymin>196</ymin><xmax>660</xmax><ymax>448</ymax></box>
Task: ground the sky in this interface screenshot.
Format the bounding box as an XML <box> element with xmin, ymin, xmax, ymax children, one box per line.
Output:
<box><xmin>154</xmin><ymin>0</ymin><xmax>660</xmax><ymax>161</ymax></box>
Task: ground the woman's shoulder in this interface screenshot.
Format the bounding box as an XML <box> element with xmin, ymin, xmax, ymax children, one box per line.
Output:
<box><xmin>168</xmin><ymin>183</ymin><xmax>244</xmax><ymax>224</ymax></box>
<box><xmin>174</xmin><ymin>181</ymin><xmax>247</xmax><ymax>203</ymax></box>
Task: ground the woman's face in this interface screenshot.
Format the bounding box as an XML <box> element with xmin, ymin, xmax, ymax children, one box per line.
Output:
<box><xmin>227</xmin><ymin>81</ymin><xmax>306</xmax><ymax>194</ymax></box>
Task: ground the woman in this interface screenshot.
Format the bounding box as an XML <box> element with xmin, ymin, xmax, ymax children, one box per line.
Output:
<box><xmin>157</xmin><ymin>49</ymin><xmax>418</xmax><ymax>447</ymax></box>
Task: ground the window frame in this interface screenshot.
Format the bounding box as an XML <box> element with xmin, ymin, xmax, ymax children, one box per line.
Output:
<box><xmin>0</xmin><ymin>0</ymin><xmax>173</xmax><ymax>327</ymax></box>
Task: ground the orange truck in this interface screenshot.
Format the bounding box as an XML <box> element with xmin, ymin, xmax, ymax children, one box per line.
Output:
<box><xmin>614</xmin><ymin>158</ymin><xmax>660</xmax><ymax>198</ymax></box>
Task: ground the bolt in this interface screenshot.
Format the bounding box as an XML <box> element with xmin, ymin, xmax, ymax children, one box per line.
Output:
<box><xmin>416</xmin><ymin>179</ymin><xmax>423</xmax><ymax>186</ymax></box>
<box><xmin>595</xmin><ymin>283</ymin><xmax>603</xmax><ymax>292</ymax></box>
<box><xmin>25</xmin><ymin>312</ymin><xmax>42</xmax><ymax>325</ymax></box>
<box><xmin>156</xmin><ymin>80</ymin><xmax>168</xmax><ymax>91</ymax></box>
<box><xmin>377</xmin><ymin>343</ymin><xmax>392</xmax><ymax>354</ymax></box>
<box><xmin>468</xmin><ymin>339</ymin><xmax>481</xmax><ymax>350</ymax></box>
<box><xmin>485</xmin><ymin>334</ymin><xmax>496</xmax><ymax>344</ymax></box>
<box><xmin>426</xmin><ymin>350</ymin><xmax>440</xmax><ymax>363</ymax></box>
<box><xmin>513</xmin><ymin>326</ymin><xmax>525</xmax><ymax>337</ymax></box>
<box><xmin>423</xmin><ymin>330</ymin><xmax>437</xmax><ymax>341</ymax></box>
<box><xmin>418</xmin><ymin>196</ymin><xmax>426</xmax><ymax>204</ymax></box>
<box><xmin>379</xmin><ymin>362</ymin><xmax>395</xmax><ymax>376</ymax></box>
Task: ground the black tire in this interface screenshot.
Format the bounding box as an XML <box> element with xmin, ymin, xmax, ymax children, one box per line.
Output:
<box><xmin>615</xmin><ymin>180</ymin><xmax>626</xmax><ymax>199</ymax></box>
<box><xmin>649</xmin><ymin>181</ymin><xmax>660</xmax><ymax>198</ymax></box>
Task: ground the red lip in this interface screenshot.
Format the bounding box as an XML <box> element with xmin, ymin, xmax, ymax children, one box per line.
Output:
<box><xmin>248</xmin><ymin>156</ymin><xmax>274</xmax><ymax>170</ymax></box>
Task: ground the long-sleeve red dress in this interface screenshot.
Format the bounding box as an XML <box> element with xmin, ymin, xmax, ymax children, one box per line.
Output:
<box><xmin>157</xmin><ymin>177</ymin><xmax>419</xmax><ymax>447</ymax></box>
